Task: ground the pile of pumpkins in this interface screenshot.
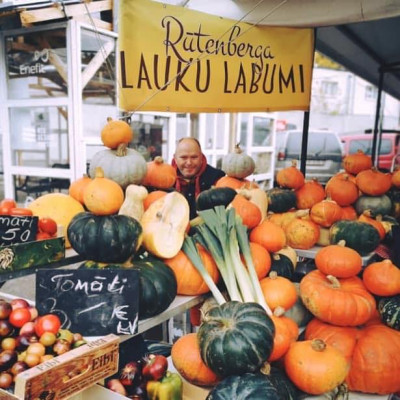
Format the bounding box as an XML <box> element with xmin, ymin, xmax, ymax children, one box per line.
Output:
<box><xmin>23</xmin><ymin>119</ymin><xmax>400</xmax><ymax>398</ymax></box>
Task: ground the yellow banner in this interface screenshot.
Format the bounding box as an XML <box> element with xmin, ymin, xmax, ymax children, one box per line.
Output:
<box><xmin>119</xmin><ymin>0</ymin><xmax>314</xmax><ymax>113</ymax></box>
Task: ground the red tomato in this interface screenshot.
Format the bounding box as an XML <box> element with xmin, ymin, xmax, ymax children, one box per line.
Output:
<box><xmin>36</xmin><ymin>231</ymin><xmax>52</xmax><ymax>241</ymax></box>
<box><xmin>35</xmin><ymin>314</ymin><xmax>61</xmax><ymax>337</ymax></box>
<box><xmin>0</xmin><ymin>199</ymin><xmax>17</xmax><ymax>215</ymax></box>
<box><xmin>9</xmin><ymin>308</ymin><xmax>32</xmax><ymax>328</ymax></box>
<box><xmin>9</xmin><ymin>207</ymin><xmax>33</xmax><ymax>216</ymax></box>
<box><xmin>38</xmin><ymin>217</ymin><xmax>58</xmax><ymax>236</ymax></box>
<box><xmin>142</xmin><ymin>354</ymin><xmax>168</xmax><ymax>381</ymax></box>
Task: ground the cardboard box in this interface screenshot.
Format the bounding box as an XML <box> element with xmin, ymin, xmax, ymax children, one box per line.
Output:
<box><xmin>0</xmin><ymin>334</ymin><xmax>119</xmax><ymax>400</ymax></box>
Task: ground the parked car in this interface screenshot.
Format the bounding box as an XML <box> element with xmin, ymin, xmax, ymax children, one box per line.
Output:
<box><xmin>275</xmin><ymin>129</ymin><xmax>343</xmax><ymax>185</ymax></box>
<box><xmin>340</xmin><ymin>132</ymin><xmax>400</xmax><ymax>172</ymax></box>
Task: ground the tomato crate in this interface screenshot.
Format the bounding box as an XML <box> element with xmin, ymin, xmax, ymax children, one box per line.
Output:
<box><xmin>0</xmin><ymin>334</ymin><xmax>119</xmax><ymax>400</ymax></box>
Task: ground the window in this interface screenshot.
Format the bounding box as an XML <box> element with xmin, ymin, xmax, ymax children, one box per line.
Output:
<box><xmin>365</xmin><ymin>85</ymin><xmax>378</xmax><ymax>100</ymax></box>
<box><xmin>321</xmin><ymin>81</ymin><xmax>338</xmax><ymax>96</ymax></box>
<box><xmin>349</xmin><ymin>138</ymin><xmax>392</xmax><ymax>155</ymax></box>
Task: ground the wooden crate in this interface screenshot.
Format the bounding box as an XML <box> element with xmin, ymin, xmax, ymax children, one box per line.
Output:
<box><xmin>0</xmin><ymin>334</ymin><xmax>119</xmax><ymax>400</ymax></box>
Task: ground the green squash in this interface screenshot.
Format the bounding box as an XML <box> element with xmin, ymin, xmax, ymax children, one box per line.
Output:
<box><xmin>198</xmin><ymin>301</ymin><xmax>275</xmax><ymax>378</ymax></box>
<box><xmin>386</xmin><ymin>187</ymin><xmax>400</xmax><ymax>218</ymax></box>
<box><xmin>206</xmin><ymin>373</ymin><xmax>279</xmax><ymax>400</ymax></box>
<box><xmin>267</xmin><ymin>188</ymin><xmax>297</xmax><ymax>213</ymax></box>
<box><xmin>79</xmin><ymin>257</ymin><xmax>177</xmax><ymax>320</ymax></box>
<box><xmin>264</xmin><ymin>366</ymin><xmax>301</xmax><ymax>400</ymax></box>
<box><xmin>329</xmin><ymin>220</ymin><xmax>380</xmax><ymax>255</ymax></box>
<box><xmin>378</xmin><ymin>295</ymin><xmax>400</xmax><ymax>330</ymax></box>
<box><xmin>196</xmin><ymin>187</ymin><xmax>237</xmax><ymax>211</ymax></box>
<box><xmin>354</xmin><ymin>194</ymin><xmax>392</xmax><ymax>217</ymax></box>
<box><xmin>270</xmin><ymin>253</ymin><xmax>295</xmax><ymax>280</ymax></box>
<box><xmin>67</xmin><ymin>212</ymin><xmax>143</xmax><ymax>263</ymax></box>
<box><xmin>284</xmin><ymin>283</ymin><xmax>314</xmax><ymax>327</ymax></box>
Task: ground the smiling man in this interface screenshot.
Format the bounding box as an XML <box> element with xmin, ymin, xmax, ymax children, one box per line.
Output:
<box><xmin>172</xmin><ymin>138</ymin><xmax>225</xmax><ymax>219</ymax></box>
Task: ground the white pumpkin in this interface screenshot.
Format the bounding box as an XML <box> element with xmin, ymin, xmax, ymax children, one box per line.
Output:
<box><xmin>221</xmin><ymin>144</ymin><xmax>255</xmax><ymax>179</ymax></box>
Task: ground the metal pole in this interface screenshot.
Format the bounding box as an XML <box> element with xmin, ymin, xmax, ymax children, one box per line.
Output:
<box><xmin>300</xmin><ymin>111</ymin><xmax>310</xmax><ymax>176</ymax></box>
<box><xmin>372</xmin><ymin>70</ymin><xmax>384</xmax><ymax>166</ymax></box>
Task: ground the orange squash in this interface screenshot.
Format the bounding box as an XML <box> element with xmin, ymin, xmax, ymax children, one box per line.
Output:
<box><xmin>310</xmin><ymin>198</ymin><xmax>343</xmax><ymax>227</ymax></box>
<box><xmin>358</xmin><ymin>210</ymin><xmax>386</xmax><ymax>240</ymax></box>
<box><xmin>392</xmin><ymin>167</ymin><xmax>400</xmax><ymax>188</ymax></box>
<box><xmin>241</xmin><ymin>242</ymin><xmax>271</xmax><ymax>280</ymax></box>
<box><xmin>249</xmin><ymin>220</ymin><xmax>286</xmax><ymax>253</ymax></box>
<box><xmin>295</xmin><ymin>179</ymin><xmax>325</xmax><ymax>210</ymax></box>
<box><xmin>343</xmin><ymin>149</ymin><xmax>372</xmax><ymax>175</ymax></box>
<box><xmin>284</xmin><ymin>218</ymin><xmax>320</xmax><ymax>250</ymax></box>
<box><xmin>214</xmin><ymin>175</ymin><xmax>258</xmax><ymax>190</ymax></box>
<box><xmin>362</xmin><ymin>259</ymin><xmax>400</xmax><ymax>296</ymax></box>
<box><xmin>276</xmin><ymin>160</ymin><xmax>305</xmax><ymax>190</ymax></box>
<box><xmin>101</xmin><ymin>117</ymin><xmax>133</xmax><ymax>149</ymax></box>
<box><xmin>340</xmin><ymin>205</ymin><xmax>358</xmax><ymax>220</ymax></box>
<box><xmin>230</xmin><ymin>194</ymin><xmax>262</xmax><ymax>229</ymax></box>
<box><xmin>68</xmin><ymin>174</ymin><xmax>92</xmax><ymax>205</ymax></box>
<box><xmin>356</xmin><ymin>168</ymin><xmax>392</xmax><ymax>196</ymax></box>
<box><xmin>325</xmin><ymin>173</ymin><xmax>359</xmax><ymax>206</ymax></box>
<box><xmin>268</xmin><ymin>313</ymin><xmax>294</xmax><ymax>362</ymax></box>
<box><xmin>142</xmin><ymin>156</ymin><xmax>177</xmax><ymax>189</ymax></box>
<box><xmin>260</xmin><ymin>272</ymin><xmax>297</xmax><ymax>311</ymax></box>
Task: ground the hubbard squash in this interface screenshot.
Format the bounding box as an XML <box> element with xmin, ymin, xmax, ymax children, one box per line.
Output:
<box><xmin>267</xmin><ymin>187</ymin><xmax>297</xmax><ymax>213</ymax></box>
<box><xmin>378</xmin><ymin>295</ymin><xmax>400</xmax><ymax>330</ymax></box>
<box><xmin>221</xmin><ymin>144</ymin><xmax>255</xmax><ymax>179</ymax></box>
<box><xmin>354</xmin><ymin>194</ymin><xmax>392</xmax><ymax>217</ymax></box>
<box><xmin>196</xmin><ymin>187</ymin><xmax>237</xmax><ymax>211</ymax></box>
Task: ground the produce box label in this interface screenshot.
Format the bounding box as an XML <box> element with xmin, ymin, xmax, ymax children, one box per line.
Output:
<box><xmin>0</xmin><ymin>216</ymin><xmax>38</xmax><ymax>246</ymax></box>
<box><xmin>36</xmin><ymin>269</ymin><xmax>139</xmax><ymax>336</ymax></box>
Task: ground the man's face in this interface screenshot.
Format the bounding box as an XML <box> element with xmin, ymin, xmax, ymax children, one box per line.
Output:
<box><xmin>174</xmin><ymin>140</ymin><xmax>202</xmax><ymax>179</ymax></box>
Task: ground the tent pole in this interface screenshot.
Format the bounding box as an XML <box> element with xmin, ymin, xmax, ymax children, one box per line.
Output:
<box><xmin>300</xmin><ymin>111</ymin><xmax>310</xmax><ymax>176</ymax></box>
<box><xmin>372</xmin><ymin>70</ymin><xmax>384</xmax><ymax>167</ymax></box>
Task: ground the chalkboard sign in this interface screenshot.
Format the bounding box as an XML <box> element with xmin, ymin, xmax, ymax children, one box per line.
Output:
<box><xmin>0</xmin><ymin>216</ymin><xmax>38</xmax><ymax>246</ymax></box>
<box><xmin>36</xmin><ymin>269</ymin><xmax>139</xmax><ymax>336</ymax></box>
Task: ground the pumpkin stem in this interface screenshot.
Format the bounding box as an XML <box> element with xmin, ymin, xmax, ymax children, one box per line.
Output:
<box><xmin>94</xmin><ymin>166</ymin><xmax>105</xmax><ymax>179</ymax></box>
<box><xmin>106</xmin><ymin>116</ymin><xmax>113</xmax><ymax>122</ymax></box>
<box><xmin>311</xmin><ymin>338</ymin><xmax>327</xmax><ymax>352</ymax></box>
<box><xmin>290</xmin><ymin>159</ymin><xmax>298</xmax><ymax>168</ymax></box>
<box><xmin>337</xmin><ymin>240</ymin><xmax>346</xmax><ymax>247</ymax></box>
<box><xmin>273</xmin><ymin>306</ymin><xmax>285</xmax><ymax>317</ymax></box>
<box><xmin>259</xmin><ymin>361</ymin><xmax>272</xmax><ymax>376</ymax></box>
<box><xmin>116</xmin><ymin>143</ymin><xmax>128</xmax><ymax>157</ymax></box>
<box><xmin>154</xmin><ymin>156</ymin><xmax>164</xmax><ymax>164</ymax></box>
<box><xmin>268</xmin><ymin>271</ymin><xmax>278</xmax><ymax>280</ymax></box>
<box><xmin>234</xmin><ymin>143</ymin><xmax>243</xmax><ymax>154</ymax></box>
<box><xmin>326</xmin><ymin>274</ymin><xmax>341</xmax><ymax>289</ymax></box>
<box><xmin>334</xmin><ymin>383</ymin><xmax>349</xmax><ymax>400</ymax></box>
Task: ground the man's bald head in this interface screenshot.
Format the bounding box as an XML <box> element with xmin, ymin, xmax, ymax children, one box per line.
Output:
<box><xmin>174</xmin><ymin>138</ymin><xmax>203</xmax><ymax>178</ymax></box>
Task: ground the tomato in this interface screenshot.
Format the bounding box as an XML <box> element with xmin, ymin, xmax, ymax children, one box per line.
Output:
<box><xmin>36</xmin><ymin>231</ymin><xmax>52</xmax><ymax>241</ymax></box>
<box><xmin>0</xmin><ymin>199</ymin><xmax>17</xmax><ymax>215</ymax></box>
<box><xmin>142</xmin><ymin>354</ymin><xmax>168</xmax><ymax>381</ymax></box>
<box><xmin>9</xmin><ymin>308</ymin><xmax>32</xmax><ymax>328</ymax></box>
<box><xmin>38</xmin><ymin>217</ymin><xmax>58</xmax><ymax>236</ymax></box>
<box><xmin>9</xmin><ymin>207</ymin><xmax>33</xmax><ymax>216</ymax></box>
<box><xmin>35</xmin><ymin>314</ymin><xmax>61</xmax><ymax>337</ymax></box>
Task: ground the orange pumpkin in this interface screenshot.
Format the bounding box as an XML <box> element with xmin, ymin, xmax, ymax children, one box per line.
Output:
<box><xmin>171</xmin><ymin>333</ymin><xmax>220</xmax><ymax>386</ymax></box>
<box><xmin>230</xmin><ymin>194</ymin><xmax>262</xmax><ymax>229</ymax></box>
<box><xmin>143</xmin><ymin>190</ymin><xmax>168</xmax><ymax>211</ymax></box>
<box><xmin>276</xmin><ymin>160</ymin><xmax>305</xmax><ymax>190</ymax></box>
<box><xmin>343</xmin><ymin>149</ymin><xmax>372</xmax><ymax>175</ymax></box>
<box><xmin>142</xmin><ymin>156</ymin><xmax>177</xmax><ymax>189</ymax></box>
<box><xmin>164</xmin><ymin>246</ymin><xmax>219</xmax><ymax>295</ymax></box>
<box><xmin>358</xmin><ymin>210</ymin><xmax>386</xmax><ymax>240</ymax></box>
<box><xmin>362</xmin><ymin>259</ymin><xmax>400</xmax><ymax>296</ymax></box>
<box><xmin>68</xmin><ymin>174</ymin><xmax>92</xmax><ymax>205</ymax></box>
<box><xmin>356</xmin><ymin>168</ymin><xmax>392</xmax><ymax>196</ymax></box>
<box><xmin>325</xmin><ymin>174</ymin><xmax>359</xmax><ymax>206</ymax></box>
<box><xmin>310</xmin><ymin>198</ymin><xmax>343</xmax><ymax>227</ymax></box>
<box><xmin>83</xmin><ymin>167</ymin><xmax>124</xmax><ymax>215</ymax></box>
<box><xmin>214</xmin><ymin>175</ymin><xmax>258</xmax><ymax>190</ymax></box>
<box><xmin>101</xmin><ymin>117</ymin><xmax>133</xmax><ymax>149</ymax></box>
<box><xmin>392</xmin><ymin>168</ymin><xmax>400</xmax><ymax>188</ymax></box>
<box><xmin>249</xmin><ymin>220</ymin><xmax>286</xmax><ymax>253</ymax></box>
<box><xmin>295</xmin><ymin>179</ymin><xmax>325</xmax><ymax>210</ymax></box>
<box><xmin>284</xmin><ymin>218</ymin><xmax>320</xmax><ymax>250</ymax></box>
<box><xmin>340</xmin><ymin>205</ymin><xmax>358</xmax><ymax>220</ymax></box>
<box><xmin>241</xmin><ymin>242</ymin><xmax>271</xmax><ymax>280</ymax></box>
<box><xmin>268</xmin><ymin>314</ymin><xmax>294</xmax><ymax>362</ymax></box>
<box><xmin>267</xmin><ymin>209</ymin><xmax>309</xmax><ymax>230</ymax></box>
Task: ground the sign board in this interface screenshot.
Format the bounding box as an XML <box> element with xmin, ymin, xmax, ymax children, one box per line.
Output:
<box><xmin>0</xmin><ymin>216</ymin><xmax>38</xmax><ymax>246</ymax></box>
<box><xmin>36</xmin><ymin>269</ymin><xmax>139</xmax><ymax>336</ymax></box>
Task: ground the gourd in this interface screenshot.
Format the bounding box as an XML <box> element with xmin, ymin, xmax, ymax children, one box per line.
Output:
<box><xmin>358</xmin><ymin>210</ymin><xmax>386</xmax><ymax>240</ymax></box>
<box><xmin>89</xmin><ymin>143</ymin><xmax>147</xmax><ymax>189</ymax></box>
<box><xmin>118</xmin><ymin>184</ymin><xmax>148</xmax><ymax>221</ymax></box>
<box><xmin>68</xmin><ymin>174</ymin><xmax>92</xmax><ymax>205</ymax></box>
<box><xmin>310</xmin><ymin>197</ymin><xmax>343</xmax><ymax>227</ymax></box>
<box><xmin>221</xmin><ymin>144</ymin><xmax>255</xmax><ymax>179</ymax></box>
<box><xmin>249</xmin><ymin>220</ymin><xmax>286</xmax><ymax>253</ymax></box>
<box><xmin>141</xmin><ymin>191</ymin><xmax>189</xmax><ymax>258</ymax></box>
<box><xmin>236</xmin><ymin>187</ymin><xmax>268</xmax><ymax>221</ymax></box>
<box><xmin>343</xmin><ymin>149</ymin><xmax>372</xmax><ymax>175</ymax></box>
<box><xmin>27</xmin><ymin>193</ymin><xmax>85</xmax><ymax>248</ymax></box>
<box><xmin>356</xmin><ymin>167</ymin><xmax>392</xmax><ymax>196</ymax></box>
<box><xmin>67</xmin><ymin>212</ymin><xmax>143</xmax><ymax>263</ymax></box>
<box><xmin>354</xmin><ymin>194</ymin><xmax>392</xmax><ymax>217</ymax></box>
<box><xmin>392</xmin><ymin>168</ymin><xmax>400</xmax><ymax>188</ymax></box>
<box><xmin>284</xmin><ymin>218</ymin><xmax>320</xmax><ymax>250</ymax></box>
<box><xmin>101</xmin><ymin>117</ymin><xmax>133</xmax><ymax>149</ymax></box>
<box><xmin>229</xmin><ymin>194</ymin><xmax>262</xmax><ymax>229</ymax></box>
<box><xmin>387</xmin><ymin>187</ymin><xmax>400</xmax><ymax>218</ymax></box>
<box><xmin>276</xmin><ymin>245</ymin><xmax>297</xmax><ymax>269</ymax></box>
<box><xmin>260</xmin><ymin>272</ymin><xmax>297</xmax><ymax>311</ymax></box>
<box><xmin>295</xmin><ymin>179</ymin><xmax>325</xmax><ymax>210</ymax></box>
<box><xmin>329</xmin><ymin>219</ymin><xmax>380</xmax><ymax>255</ymax></box>
<box><xmin>269</xmin><ymin>253</ymin><xmax>295</xmax><ymax>280</ymax></box>
<box><xmin>142</xmin><ymin>156</ymin><xmax>177</xmax><ymax>189</ymax></box>
<box><xmin>243</xmin><ymin>242</ymin><xmax>271</xmax><ymax>280</ymax></box>
<box><xmin>266</xmin><ymin>187</ymin><xmax>296</xmax><ymax>213</ymax></box>
<box><xmin>196</xmin><ymin>187</ymin><xmax>237</xmax><ymax>211</ymax></box>
<box><xmin>300</xmin><ymin>269</ymin><xmax>376</xmax><ymax>326</ymax></box>
<box><xmin>325</xmin><ymin>173</ymin><xmax>359</xmax><ymax>206</ymax></box>
<box><xmin>378</xmin><ymin>295</ymin><xmax>400</xmax><ymax>330</ymax></box>
<box><xmin>198</xmin><ymin>301</ymin><xmax>275</xmax><ymax>377</ymax></box>
<box><xmin>83</xmin><ymin>167</ymin><xmax>124</xmax><ymax>215</ymax></box>
<box><xmin>362</xmin><ymin>259</ymin><xmax>400</xmax><ymax>296</ymax></box>
<box><xmin>268</xmin><ymin>311</ymin><xmax>295</xmax><ymax>362</ymax></box>
<box><xmin>284</xmin><ymin>283</ymin><xmax>314</xmax><ymax>327</ymax></box>
<box><xmin>276</xmin><ymin>160</ymin><xmax>305</xmax><ymax>190</ymax></box>
<box><xmin>171</xmin><ymin>333</ymin><xmax>220</xmax><ymax>387</ymax></box>
<box><xmin>214</xmin><ymin>175</ymin><xmax>258</xmax><ymax>190</ymax></box>
<box><xmin>340</xmin><ymin>205</ymin><xmax>358</xmax><ymax>220</ymax></box>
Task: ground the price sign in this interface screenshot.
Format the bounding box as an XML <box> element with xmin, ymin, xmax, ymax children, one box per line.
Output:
<box><xmin>0</xmin><ymin>216</ymin><xmax>38</xmax><ymax>246</ymax></box>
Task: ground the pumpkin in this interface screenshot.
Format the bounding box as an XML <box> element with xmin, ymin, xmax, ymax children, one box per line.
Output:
<box><xmin>142</xmin><ymin>156</ymin><xmax>177</xmax><ymax>189</ymax></box>
<box><xmin>295</xmin><ymin>179</ymin><xmax>325</xmax><ymax>210</ymax></box>
<box><xmin>242</xmin><ymin>242</ymin><xmax>271</xmax><ymax>280</ymax></box>
<box><xmin>358</xmin><ymin>210</ymin><xmax>386</xmax><ymax>240</ymax></box>
<box><xmin>354</xmin><ymin>194</ymin><xmax>392</xmax><ymax>217</ymax></box>
<box><xmin>392</xmin><ymin>168</ymin><xmax>400</xmax><ymax>188</ymax></box>
<box><xmin>315</xmin><ymin>240</ymin><xmax>362</xmax><ymax>278</ymax></box>
<box><xmin>362</xmin><ymin>259</ymin><xmax>400</xmax><ymax>296</ymax></box>
<box><xmin>269</xmin><ymin>253</ymin><xmax>295</xmax><ymax>280</ymax></box>
<box><xmin>356</xmin><ymin>167</ymin><xmax>392</xmax><ymax>196</ymax></box>
<box><xmin>164</xmin><ymin>246</ymin><xmax>220</xmax><ymax>295</ymax></box>
<box><xmin>101</xmin><ymin>117</ymin><xmax>133</xmax><ymax>149</ymax></box>
<box><xmin>266</xmin><ymin>187</ymin><xmax>297</xmax><ymax>213</ymax></box>
<box><xmin>198</xmin><ymin>301</ymin><xmax>275</xmax><ymax>377</ymax></box>
<box><xmin>171</xmin><ymin>333</ymin><xmax>220</xmax><ymax>387</ymax></box>
<box><xmin>205</xmin><ymin>373</ymin><xmax>279</xmax><ymax>400</ymax></box>
<box><xmin>221</xmin><ymin>144</ymin><xmax>255</xmax><ymax>179</ymax></box>
<box><xmin>140</xmin><ymin>191</ymin><xmax>190</xmax><ymax>259</ymax></box>
<box><xmin>276</xmin><ymin>245</ymin><xmax>297</xmax><ymax>269</ymax></box>
<box><xmin>267</xmin><ymin>209</ymin><xmax>309</xmax><ymax>231</ymax></box>
<box><xmin>284</xmin><ymin>218</ymin><xmax>320</xmax><ymax>250</ymax></box>
<box><xmin>316</xmin><ymin>227</ymin><xmax>331</xmax><ymax>246</ymax></box>
<box><xmin>387</xmin><ymin>187</ymin><xmax>400</xmax><ymax>218</ymax></box>
<box><xmin>260</xmin><ymin>272</ymin><xmax>297</xmax><ymax>311</ymax></box>
<box><xmin>143</xmin><ymin>190</ymin><xmax>167</xmax><ymax>211</ymax></box>
<box><xmin>27</xmin><ymin>193</ymin><xmax>85</xmax><ymax>248</ymax></box>
<box><xmin>118</xmin><ymin>184</ymin><xmax>148</xmax><ymax>221</ymax></box>
<box><xmin>83</xmin><ymin>167</ymin><xmax>124</xmax><ymax>215</ymax></box>
<box><xmin>276</xmin><ymin>160</ymin><xmax>305</xmax><ymax>190</ymax></box>
<box><xmin>343</xmin><ymin>149</ymin><xmax>372</xmax><ymax>175</ymax></box>
<box><xmin>284</xmin><ymin>283</ymin><xmax>314</xmax><ymax>327</ymax></box>
<box><xmin>229</xmin><ymin>194</ymin><xmax>262</xmax><ymax>229</ymax></box>
<box><xmin>325</xmin><ymin>174</ymin><xmax>359</xmax><ymax>206</ymax></box>
<box><xmin>249</xmin><ymin>220</ymin><xmax>286</xmax><ymax>253</ymax></box>
<box><xmin>300</xmin><ymin>269</ymin><xmax>376</xmax><ymax>326</ymax></box>
<box><xmin>89</xmin><ymin>143</ymin><xmax>147</xmax><ymax>189</ymax></box>
<box><xmin>284</xmin><ymin>338</ymin><xmax>349</xmax><ymax>395</ymax></box>
<box><xmin>196</xmin><ymin>187</ymin><xmax>237</xmax><ymax>211</ymax></box>
<box><xmin>310</xmin><ymin>198</ymin><xmax>343</xmax><ymax>227</ymax></box>
<box><xmin>268</xmin><ymin>313</ymin><xmax>294</xmax><ymax>362</ymax></box>
<box><xmin>214</xmin><ymin>175</ymin><xmax>258</xmax><ymax>190</ymax></box>
<box><xmin>68</xmin><ymin>174</ymin><xmax>92</xmax><ymax>205</ymax></box>
<box><xmin>236</xmin><ymin>187</ymin><xmax>268</xmax><ymax>221</ymax></box>
<box><xmin>378</xmin><ymin>295</ymin><xmax>400</xmax><ymax>330</ymax></box>
<box><xmin>329</xmin><ymin>219</ymin><xmax>380</xmax><ymax>255</ymax></box>
<box><xmin>67</xmin><ymin>211</ymin><xmax>143</xmax><ymax>263</ymax></box>
<box><xmin>340</xmin><ymin>205</ymin><xmax>358</xmax><ymax>220</ymax></box>
<box><xmin>79</xmin><ymin>256</ymin><xmax>177</xmax><ymax>319</ymax></box>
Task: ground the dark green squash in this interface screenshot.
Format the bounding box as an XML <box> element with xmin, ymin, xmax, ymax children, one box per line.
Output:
<box><xmin>206</xmin><ymin>373</ymin><xmax>279</xmax><ymax>400</ymax></box>
<box><xmin>354</xmin><ymin>194</ymin><xmax>392</xmax><ymax>217</ymax></box>
<box><xmin>270</xmin><ymin>253</ymin><xmax>295</xmax><ymax>280</ymax></box>
<box><xmin>263</xmin><ymin>365</ymin><xmax>301</xmax><ymax>400</ymax></box>
<box><xmin>386</xmin><ymin>187</ymin><xmax>400</xmax><ymax>218</ymax></box>
<box><xmin>67</xmin><ymin>212</ymin><xmax>142</xmax><ymax>263</ymax></box>
<box><xmin>284</xmin><ymin>283</ymin><xmax>314</xmax><ymax>327</ymax></box>
<box><xmin>267</xmin><ymin>187</ymin><xmax>297</xmax><ymax>213</ymax></box>
<box><xmin>378</xmin><ymin>295</ymin><xmax>400</xmax><ymax>330</ymax></box>
<box><xmin>79</xmin><ymin>257</ymin><xmax>177</xmax><ymax>320</ymax></box>
<box><xmin>329</xmin><ymin>220</ymin><xmax>380</xmax><ymax>255</ymax></box>
<box><xmin>196</xmin><ymin>187</ymin><xmax>237</xmax><ymax>211</ymax></box>
<box><xmin>198</xmin><ymin>301</ymin><xmax>275</xmax><ymax>378</ymax></box>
